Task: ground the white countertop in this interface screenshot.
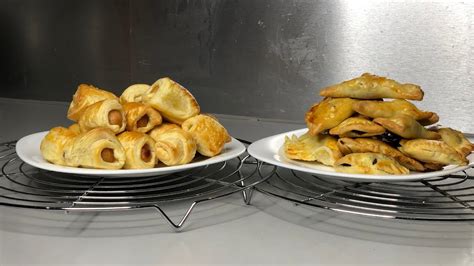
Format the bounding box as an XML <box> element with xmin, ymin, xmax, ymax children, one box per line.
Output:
<box><xmin>1</xmin><ymin>98</ymin><xmax>473</xmax><ymax>265</ymax></box>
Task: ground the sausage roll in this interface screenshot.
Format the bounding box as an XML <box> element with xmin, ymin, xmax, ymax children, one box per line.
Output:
<box><xmin>149</xmin><ymin>124</ymin><xmax>197</xmax><ymax>166</ymax></box>
<box><xmin>143</xmin><ymin>77</ymin><xmax>200</xmax><ymax>124</ymax></box>
<box><xmin>437</xmin><ymin>127</ymin><xmax>474</xmax><ymax>157</ymax></box>
<box><xmin>78</xmin><ymin>99</ymin><xmax>126</xmax><ymax>134</ymax></box>
<box><xmin>117</xmin><ymin>131</ymin><xmax>156</xmax><ymax>169</ymax></box>
<box><xmin>283</xmin><ymin>132</ymin><xmax>342</xmax><ymax>166</ymax></box>
<box><xmin>374</xmin><ymin>115</ymin><xmax>440</xmax><ymax>140</ymax></box>
<box><xmin>123</xmin><ymin>102</ymin><xmax>162</xmax><ymax>133</ymax></box>
<box><xmin>67</xmin><ymin>84</ymin><xmax>118</xmax><ymax>121</ymax></box>
<box><xmin>181</xmin><ymin>114</ymin><xmax>231</xmax><ymax>157</ymax></box>
<box><xmin>305</xmin><ymin>97</ymin><xmax>356</xmax><ymax>135</ymax></box>
<box><xmin>40</xmin><ymin>127</ymin><xmax>79</xmax><ymax>166</ymax></box>
<box><xmin>329</xmin><ymin>117</ymin><xmax>385</xmax><ymax>137</ymax></box>
<box><xmin>335</xmin><ymin>153</ymin><xmax>410</xmax><ymax>175</ymax></box>
<box><xmin>320</xmin><ymin>73</ymin><xmax>424</xmax><ymax>101</ymax></box>
<box><xmin>398</xmin><ymin>139</ymin><xmax>468</xmax><ymax>166</ymax></box>
<box><xmin>65</xmin><ymin>128</ymin><xmax>126</xmax><ymax>169</ymax></box>
<box><xmin>120</xmin><ymin>84</ymin><xmax>150</xmax><ymax>104</ymax></box>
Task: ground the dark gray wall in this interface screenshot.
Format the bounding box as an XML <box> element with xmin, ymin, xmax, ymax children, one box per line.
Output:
<box><xmin>1</xmin><ymin>0</ymin><xmax>473</xmax><ymax>131</ymax></box>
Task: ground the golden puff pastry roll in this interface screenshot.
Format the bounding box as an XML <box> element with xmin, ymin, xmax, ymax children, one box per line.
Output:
<box><xmin>320</xmin><ymin>73</ymin><xmax>424</xmax><ymax>101</ymax></box>
<box><xmin>40</xmin><ymin>127</ymin><xmax>79</xmax><ymax>166</ymax></box>
<box><xmin>123</xmin><ymin>102</ymin><xmax>162</xmax><ymax>133</ymax></box>
<box><xmin>120</xmin><ymin>84</ymin><xmax>150</xmax><ymax>104</ymax></box>
<box><xmin>78</xmin><ymin>99</ymin><xmax>126</xmax><ymax>134</ymax></box>
<box><xmin>67</xmin><ymin>84</ymin><xmax>118</xmax><ymax>121</ymax></box>
<box><xmin>329</xmin><ymin>117</ymin><xmax>385</xmax><ymax>137</ymax></box>
<box><xmin>398</xmin><ymin>139</ymin><xmax>468</xmax><ymax>166</ymax></box>
<box><xmin>117</xmin><ymin>131</ymin><xmax>156</xmax><ymax>169</ymax></box>
<box><xmin>437</xmin><ymin>127</ymin><xmax>474</xmax><ymax>157</ymax></box>
<box><xmin>65</xmin><ymin>128</ymin><xmax>125</xmax><ymax>169</ymax></box>
<box><xmin>149</xmin><ymin>126</ymin><xmax>197</xmax><ymax>166</ymax></box>
<box><xmin>143</xmin><ymin>77</ymin><xmax>200</xmax><ymax>124</ymax></box>
<box><xmin>305</xmin><ymin>97</ymin><xmax>356</xmax><ymax>136</ymax></box>
<box><xmin>335</xmin><ymin>153</ymin><xmax>410</xmax><ymax>175</ymax></box>
<box><xmin>181</xmin><ymin>114</ymin><xmax>231</xmax><ymax>157</ymax></box>
<box><xmin>283</xmin><ymin>132</ymin><xmax>342</xmax><ymax>166</ymax></box>
<box><xmin>68</xmin><ymin>123</ymin><xmax>81</xmax><ymax>135</ymax></box>
<box><xmin>337</xmin><ymin>138</ymin><xmax>425</xmax><ymax>172</ymax></box>
<box><xmin>374</xmin><ymin>115</ymin><xmax>440</xmax><ymax>140</ymax></box>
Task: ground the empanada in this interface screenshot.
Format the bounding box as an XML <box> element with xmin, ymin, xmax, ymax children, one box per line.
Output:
<box><xmin>305</xmin><ymin>97</ymin><xmax>356</xmax><ymax>135</ymax></box>
<box><xmin>78</xmin><ymin>99</ymin><xmax>126</xmax><ymax>134</ymax></box>
<box><xmin>67</xmin><ymin>84</ymin><xmax>118</xmax><ymax>121</ymax></box>
<box><xmin>374</xmin><ymin>115</ymin><xmax>440</xmax><ymax>140</ymax></box>
<box><xmin>40</xmin><ymin>127</ymin><xmax>78</xmax><ymax>166</ymax></box>
<box><xmin>120</xmin><ymin>84</ymin><xmax>150</xmax><ymax>104</ymax></box>
<box><xmin>283</xmin><ymin>132</ymin><xmax>342</xmax><ymax>166</ymax></box>
<box><xmin>398</xmin><ymin>139</ymin><xmax>468</xmax><ymax>166</ymax></box>
<box><xmin>65</xmin><ymin>127</ymin><xmax>126</xmax><ymax>169</ymax></box>
<box><xmin>143</xmin><ymin>77</ymin><xmax>200</xmax><ymax>124</ymax></box>
<box><xmin>329</xmin><ymin>117</ymin><xmax>385</xmax><ymax>137</ymax></box>
<box><xmin>335</xmin><ymin>153</ymin><xmax>409</xmax><ymax>175</ymax></box>
<box><xmin>437</xmin><ymin>127</ymin><xmax>474</xmax><ymax>157</ymax></box>
<box><xmin>320</xmin><ymin>73</ymin><xmax>424</xmax><ymax>100</ymax></box>
<box><xmin>337</xmin><ymin>138</ymin><xmax>425</xmax><ymax>171</ymax></box>
<box><xmin>181</xmin><ymin>114</ymin><xmax>231</xmax><ymax>157</ymax></box>
<box><xmin>117</xmin><ymin>131</ymin><xmax>156</xmax><ymax>169</ymax></box>
<box><xmin>149</xmin><ymin>124</ymin><xmax>197</xmax><ymax>166</ymax></box>
<box><xmin>123</xmin><ymin>102</ymin><xmax>162</xmax><ymax>133</ymax></box>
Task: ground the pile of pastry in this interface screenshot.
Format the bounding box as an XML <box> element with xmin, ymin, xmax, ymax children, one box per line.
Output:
<box><xmin>283</xmin><ymin>73</ymin><xmax>473</xmax><ymax>175</ymax></box>
<box><xmin>40</xmin><ymin>77</ymin><xmax>231</xmax><ymax>169</ymax></box>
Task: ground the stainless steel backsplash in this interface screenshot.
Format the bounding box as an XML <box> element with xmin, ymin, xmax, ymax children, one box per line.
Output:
<box><xmin>1</xmin><ymin>0</ymin><xmax>473</xmax><ymax>131</ymax></box>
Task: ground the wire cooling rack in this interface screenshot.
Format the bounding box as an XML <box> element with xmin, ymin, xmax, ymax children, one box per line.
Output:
<box><xmin>0</xmin><ymin>140</ymin><xmax>275</xmax><ymax>230</ymax></box>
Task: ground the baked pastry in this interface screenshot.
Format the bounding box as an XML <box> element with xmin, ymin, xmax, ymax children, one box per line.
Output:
<box><xmin>418</xmin><ymin>113</ymin><xmax>440</xmax><ymax>126</ymax></box>
<box><xmin>120</xmin><ymin>84</ymin><xmax>150</xmax><ymax>104</ymax></box>
<box><xmin>335</xmin><ymin>152</ymin><xmax>410</xmax><ymax>175</ymax></box>
<box><xmin>122</xmin><ymin>102</ymin><xmax>162</xmax><ymax>133</ymax></box>
<box><xmin>329</xmin><ymin>117</ymin><xmax>385</xmax><ymax>137</ymax></box>
<box><xmin>181</xmin><ymin>114</ymin><xmax>231</xmax><ymax>157</ymax></box>
<box><xmin>78</xmin><ymin>99</ymin><xmax>126</xmax><ymax>134</ymax></box>
<box><xmin>65</xmin><ymin>127</ymin><xmax>126</xmax><ymax>169</ymax></box>
<box><xmin>117</xmin><ymin>131</ymin><xmax>156</xmax><ymax>169</ymax></box>
<box><xmin>337</xmin><ymin>138</ymin><xmax>425</xmax><ymax>171</ymax></box>
<box><xmin>305</xmin><ymin>97</ymin><xmax>356</xmax><ymax>135</ymax></box>
<box><xmin>437</xmin><ymin>127</ymin><xmax>474</xmax><ymax>157</ymax></box>
<box><xmin>398</xmin><ymin>139</ymin><xmax>468</xmax><ymax>166</ymax></box>
<box><xmin>40</xmin><ymin>127</ymin><xmax>78</xmax><ymax>166</ymax></box>
<box><xmin>143</xmin><ymin>77</ymin><xmax>200</xmax><ymax>124</ymax></box>
<box><xmin>353</xmin><ymin>99</ymin><xmax>437</xmax><ymax>124</ymax></box>
<box><xmin>67</xmin><ymin>84</ymin><xmax>118</xmax><ymax>121</ymax></box>
<box><xmin>283</xmin><ymin>132</ymin><xmax>342</xmax><ymax>166</ymax></box>
<box><xmin>68</xmin><ymin>123</ymin><xmax>81</xmax><ymax>134</ymax></box>
<box><xmin>149</xmin><ymin>124</ymin><xmax>197</xmax><ymax>166</ymax></box>
<box><xmin>320</xmin><ymin>73</ymin><xmax>424</xmax><ymax>100</ymax></box>
<box><xmin>374</xmin><ymin>115</ymin><xmax>440</xmax><ymax>140</ymax></box>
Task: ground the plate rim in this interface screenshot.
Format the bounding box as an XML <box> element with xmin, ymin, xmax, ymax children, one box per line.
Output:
<box><xmin>16</xmin><ymin>131</ymin><xmax>246</xmax><ymax>177</ymax></box>
<box><xmin>247</xmin><ymin>128</ymin><xmax>474</xmax><ymax>182</ymax></box>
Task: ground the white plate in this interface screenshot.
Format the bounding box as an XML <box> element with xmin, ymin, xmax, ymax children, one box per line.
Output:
<box><xmin>248</xmin><ymin>128</ymin><xmax>474</xmax><ymax>182</ymax></box>
<box><xmin>16</xmin><ymin>131</ymin><xmax>246</xmax><ymax>177</ymax></box>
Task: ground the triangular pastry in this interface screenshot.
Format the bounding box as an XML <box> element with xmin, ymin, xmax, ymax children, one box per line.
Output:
<box><xmin>283</xmin><ymin>132</ymin><xmax>342</xmax><ymax>166</ymax></box>
<box><xmin>329</xmin><ymin>117</ymin><xmax>385</xmax><ymax>137</ymax></box>
<box><xmin>374</xmin><ymin>115</ymin><xmax>440</xmax><ymax>140</ymax></box>
<box><xmin>398</xmin><ymin>139</ymin><xmax>468</xmax><ymax>166</ymax></box>
<box><xmin>305</xmin><ymin>97</ymin><xmax>356</xmax><ymax>135</ymax></box>
<box><xmin>335</xmin><ymin>152</ymin><xmax>409</xmax><ymax>175</ymax></box>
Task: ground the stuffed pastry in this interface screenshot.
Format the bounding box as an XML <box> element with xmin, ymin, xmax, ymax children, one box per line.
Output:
<box><xmin>374</xmin><ymin>115</ymin><xmax>440</xmax><ymax>140</ymax></box>
<box><xmin>320</xmin><ymin>73</ymin><xmax>424</xmax><ymax>100</ymax></box>
<box><xmin>65</xmin><ymin>127</ymin><xmax>126</xmax><ymax>169</ymax></box>
<box><xmin>181</xmin><ymin>114</ymin><xmax>231</xmax><ymax>157</ymax></box>
<box><xmin>337</xmin><ymin>138</ymin><xmax>425</xmax><ymax>171</ymax></box>
<box><xmin>120</xmin><ymin>84</ymin><xmax>150</xmax><ymax>104</ymax></box>
<box><xmin>335</xmin><ymin>152</ymin><xmax>410</xmax><ymax>175</ymax></box>
<box><xmin>117</xmin><ymin>131</ymin><xmax>156</xmax><ymax>169</ymax></box>
<box><xmin>40</xmin><ymin>127</ymin><xmax>79</xmax><ymax>166</ymax></box>
<box><xmin>123</xmin><ymin>102</ymin><xmax>162</xmax><ymax>133</ymax></box>
<box><xmin>437</xmin><ymin>127</ymin><xmax>474</xmax><ymax>157</ymax></box>
<box><xmin>78</xmin><ymin>99</ymin><xmax>126</xmax><ymax>134</ymax></box>
<box><xmin>283</xmin><ymin>132</ymin><xmax>342</xmax><ymax>166</ymax></box>
<box><xmin>329</xmin><ymin>117</ymin><xmax>385</xmax><ymax>137</ymax></box>
<box><xmin>67</xmin><ymin>84</ymin><xmax>118</xmax><ymax>121</ymax></box>
<box><xmin>149</xmin><ymin>124</ymin><xmax>197</xmax><ymax>166</ymax></box>
<box><xmin>143</xmin><ymin>77</ymin><xmax>200</xmax><ymax>124</ymax></box>
<box><xmin>305</xmin><ymin>97</ymin><xmax>356</xmax><ymax>135</ymax></box>
<box><xmin>398</xmin><ymin>139</ymin><xmax>468</xmax><ymax>166</ymax></box>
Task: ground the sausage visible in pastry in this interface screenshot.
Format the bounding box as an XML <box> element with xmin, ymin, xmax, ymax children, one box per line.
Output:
<box><xmin>374</xmin><ymin>115</ymin><xmax>440</xmax><ymax>140</ymax></box>
<box><xmin>283</xmin><ymin>132</ymin><xmax>342</xmax><ymax>166</ymax></box>
<box><xmin>40</xmin><ymin>127</ymin><xmax>79</xmax><ymax>166</ymax></box>
<box><xmin>305</xmin><ymin>97</ymin><xmax>356</xmax><ymax>135</ymax></box>
<box><xmin>149</xmin><ymin>124</ymin><xmax>196</xmax><ymax>166</ymax></box>
<box><xmin>117</xmin><ymin>131</ymin><xmax>157</xmax><ymax>169</ymax></box>
<box><xmin>335</xmin><ymin>152</ymin><xmax>410</xmax><ymax>175</ymax></box>
<box><xmin>67</xmin><ymin>84</ymin><xmax>118</xmax><ymax>121</ymax></box>
<box><xmin>78</xmin><ymin>99</ymin><xmax>126</xmax><ymax>134</ymax></box>
<box><xmin>398</xmin><ymin>139</ymin><xmax>468</xmax><ymax>166</ymax></box>
<box><xmin>329</xmin><ymin>117</ymin><xmax>385</xmax><ymax>137</ymax></box>
<box><xmin>120</xmin><ymin>84</ymin><xmax>150</xmax><ymax>104</ymax></box>
<box><xmin>123</xmin><ymin>102</ymin><xmax>162</xmax><ymax>133</ymax></box>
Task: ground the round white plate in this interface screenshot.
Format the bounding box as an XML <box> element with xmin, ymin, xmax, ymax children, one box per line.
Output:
<box><xmin>16</xmin><ymin>131</ymin><xmax>246</xmax><ymax>177</ymax></box>
<box><xmin>248</xmin><ymin>128</ymin><xmax>474</xmax><ymax>182</ymax></box>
